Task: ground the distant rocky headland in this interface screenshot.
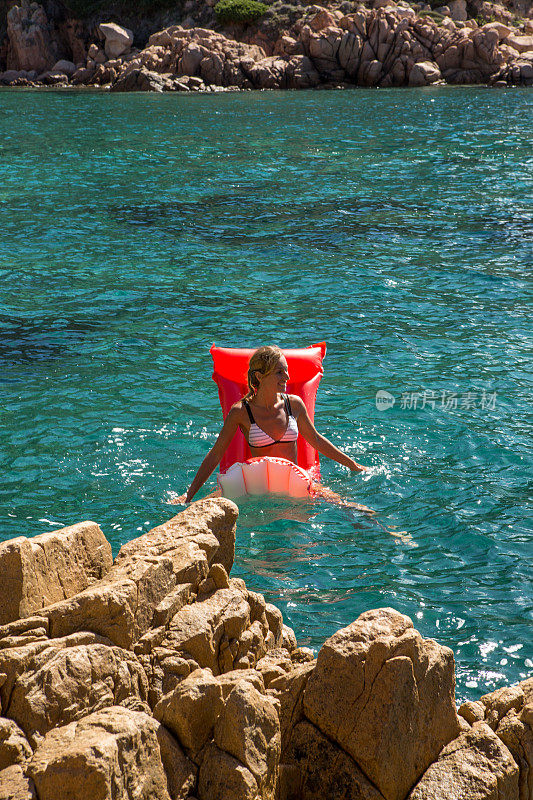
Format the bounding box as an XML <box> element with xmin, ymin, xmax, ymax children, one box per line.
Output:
<box><xmin>0</xmin><ymin>0</ymin><xmax>532</xmax><ymax>90</ymax></box>
<box><xmin>0</xmin><ymin>498</ymin><xmax>531</xmax><ymax>800</ymax></box>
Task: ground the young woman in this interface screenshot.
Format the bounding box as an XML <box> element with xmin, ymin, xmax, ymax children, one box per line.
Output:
<box><xmin>175</xmin><ymin>345</ymin><xmax>370</xmax><ymax>509</ymax></box>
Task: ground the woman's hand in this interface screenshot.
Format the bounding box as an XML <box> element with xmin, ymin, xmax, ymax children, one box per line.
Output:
<box><xmin>349</xmin><ymin>460</ymin><xmax>369</xmax><ymax>473</ymax></box>
<box><xmin>169</xmin><ymin>493</ymin><xmax>187</xmax><ymax>505</ymax></box>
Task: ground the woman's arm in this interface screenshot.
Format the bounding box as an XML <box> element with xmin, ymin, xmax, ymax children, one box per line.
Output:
<box><xmin>182</xmin><ymin>406</ymin><xmax>241</xmax><ymax>502</ymax></box>
<box><xmin>291</xmin><ymin>396</ymin><xmax>368</xmax><ymax>473</ymax></box>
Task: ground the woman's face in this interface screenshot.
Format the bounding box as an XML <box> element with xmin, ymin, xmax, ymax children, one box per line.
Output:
<box><xmin>257</xmin><ymin>356</ymin><xmax>290</xmax><ymax>394</ymax></box>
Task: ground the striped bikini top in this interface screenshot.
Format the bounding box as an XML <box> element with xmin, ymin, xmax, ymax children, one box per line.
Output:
<box><xmin>244</xmin><ymin>395</ymin><xmax>299</xmax><ymax>448</ymax></box>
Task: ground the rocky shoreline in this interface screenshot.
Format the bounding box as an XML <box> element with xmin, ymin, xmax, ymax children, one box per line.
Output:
<box><xmin>1</xmin><ymin>0</ymin><xmax>532</xmax><ymax>91</ymax></box>
<box><xmin>0</xmin><ymin>497</ymin><xmax>531</xmax><ymax>800</ymax></box>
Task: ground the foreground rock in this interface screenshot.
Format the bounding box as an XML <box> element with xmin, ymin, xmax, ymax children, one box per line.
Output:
<box><xmin>459</xmin><ymin>679</ymin><xmax>533</xmax><ymax>800</ymax></box>
<box><xmin>0</xmin><ymin>521</ymin><xmax>112</xmax><ymax>626</ymax></box>
<box><xmin>0</xmin><ymin>764</ymin><xmax>37</xmax><ymax>800</ymax></box>
<box><xmin>26</xmin><ymin>706</ymin><xmax>189</xmax><ymax>800</ymax></box>
<box><xmin>40</xmin><ymin>499</ymin><xmax>237</xmax><ymax>648</ymax></box>
<box><xmin>0</xmin><ymin>500</ymin><xmax>529</xmax><ymax>800</ymax></box>
<box><xmin>213</xmin><ymin>680</ymin><xmax>280</xmax><ymax>800</ymax></box>
<box><xmin>408</xmin><ymin>722</ymin><xmax>519</xmax><ymax>799</ymax></box>
<box><xmin>0</xmin><ymin>634</ymin><xmax>149</xmax><ymax>745</ymax></box>
<box><xmin>0</xmin><ymin>718</ymin><xmax>32</xmax><ymax>770</ymax></box>
<box><xmin>154</xmin><ymin>667</ymin><xmax>226</xmax><ymax>756</ymax></box>
<box><xmin>283</xmin><ymin>719</ymin><xmax>386</xmax><ymax>799</ymax></box>
<box><xmin>285</xmin><ymin>608</ymin><xmax>461</xmax><ymax>800</ymax></box>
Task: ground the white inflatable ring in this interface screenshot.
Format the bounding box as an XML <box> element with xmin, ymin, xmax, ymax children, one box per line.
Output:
<box><xmin>217</xmin><ymin>457</ymin><xmax>311</xmax><ymax>499</ymax></box>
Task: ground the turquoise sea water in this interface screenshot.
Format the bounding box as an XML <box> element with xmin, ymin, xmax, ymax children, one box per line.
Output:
<box><xmin>1</xmin><ymin>86</ymin><xmax>531</xmax><ymax>702</ymax></box>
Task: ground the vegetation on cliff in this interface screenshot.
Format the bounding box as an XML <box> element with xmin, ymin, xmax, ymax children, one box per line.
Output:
<box><xmin>214</xmin><ymin>0</ymin><xmax>268</xmax><ymax>24</ymax></box>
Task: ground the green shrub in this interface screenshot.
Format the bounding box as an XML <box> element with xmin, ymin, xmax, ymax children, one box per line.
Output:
<box><xmin>476</xmin><ymin>12</ymin><xmax>495</xmax><ymax>24</ymax></box>
<box><xmin>214</xmin><ymin>0</ymin><xmax>268</xmax><ymax>24</ymax></box>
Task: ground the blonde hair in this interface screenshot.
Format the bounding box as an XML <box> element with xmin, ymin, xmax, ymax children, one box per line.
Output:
<box><xmin>243</xmin><ymin>346</ymin><xmax>283</xmax><ymax>401</ymax></box>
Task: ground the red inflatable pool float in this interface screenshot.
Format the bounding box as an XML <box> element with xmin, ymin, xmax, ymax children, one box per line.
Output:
<box><xmin>210</xmin><ymin>342</ymin><xmax>326</xmax><ymax>498</ymax></box>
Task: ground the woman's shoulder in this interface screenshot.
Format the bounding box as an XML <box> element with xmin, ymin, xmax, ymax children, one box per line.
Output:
<box><xmin>219</xmin><ymin>401</ymin><xmax>248</xmax><ymax>430</ymax></box>
<box><xmin>228</xmin><ymin>400</ymin><xmax>248</xmax><ymax>418</ymax></box>
<box><xmin>286</xmin><ymin>394</ymin><xmax>305</xmax><ymax>414</ymax></box>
